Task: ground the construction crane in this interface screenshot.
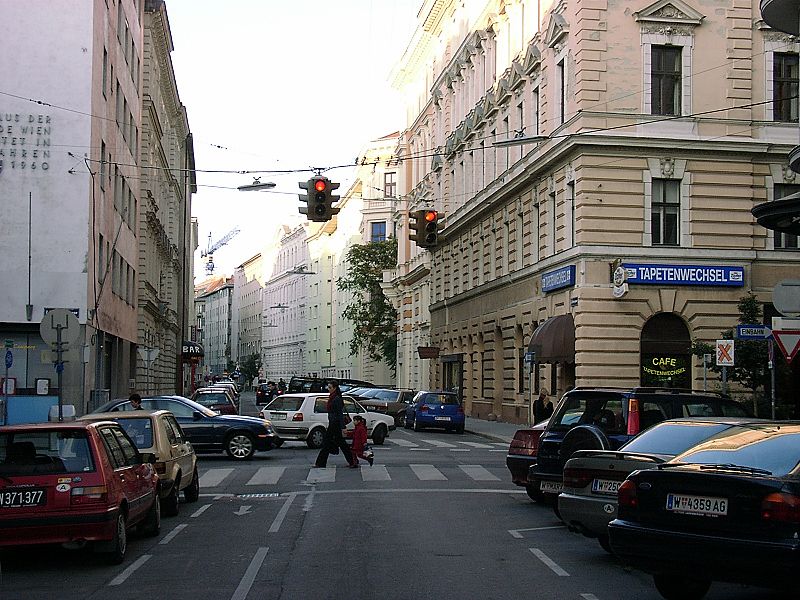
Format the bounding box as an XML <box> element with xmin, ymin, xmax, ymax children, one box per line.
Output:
<box><xmin>201</xmin><ymin>228</ymin><xmax>240</xmax><ymax>275</ymax></box>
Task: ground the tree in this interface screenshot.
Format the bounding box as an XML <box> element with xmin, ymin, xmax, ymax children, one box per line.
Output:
<box><xmin>338</xmin><ymin>238</ymin><xmax>398</xmax><ymax>374</ymax></box>
<box><xmin>240</xmin><ymin>353</ymin><xmax>262</xmax><ymax>385</ymax></box>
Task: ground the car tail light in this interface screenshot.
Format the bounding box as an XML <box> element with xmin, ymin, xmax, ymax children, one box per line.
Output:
<box><xmin>626</xmin><ymin>398</ymin><xmax>640</xmax><ymax>436</ymax></box>
<box><xmin>292</xmin><ymin>413</ymin><xmax>304</xmax><ymax>422</ymax></box>
<box><xmin>761</xmin><ymin>492</ymin><xmax>800</xmax><ymax>524</ymax></box>
<box><xmin>419</xmin><ymin>405</ymin><xmax>429</xmax><ymax>412</ymax></box>
<box><xmin>457</xmin><ymin>406</ymin><xmax>464</xmax><ymax>415</ymax></box>
<box><xmin>617</xmin><ymin>479</ymin><xmax>638</xmax><ymax>508</ymax></box>
<box><xmin>154</xmin><ymin>462</ymin><xmax>167</xmax><ymax>475</ymax></box>
<box><xmin>71</xmin><ymin>485</ymin><xmax>108</xmax><ymax>505</ymax></box>
<box><xmin>562</xmin><ymin>467</ymin><xmax>616</xmax><ymax>489</ymax></box>
<box><xmin>508</xmin><ymin>430</ymin><xmax>542</xmax><ymax>457</ymax></box>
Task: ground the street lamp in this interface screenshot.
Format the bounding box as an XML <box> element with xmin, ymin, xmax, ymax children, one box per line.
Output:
<box><xmin>237</xmin><ymin>178</ymin><xmax>277</xmax><ymax>192</ymax></box>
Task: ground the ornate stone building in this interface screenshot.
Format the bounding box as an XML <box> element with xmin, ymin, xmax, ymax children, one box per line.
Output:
<box><xmin>388</xmin><ymin>0</ymin><xmax>799</xmax><ymax>423</ymax></box>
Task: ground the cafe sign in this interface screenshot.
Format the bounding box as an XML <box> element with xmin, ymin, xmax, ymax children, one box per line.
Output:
<box><xmin>641</xmin><ymin>354</ymin><xmax>690</xmax><ymax>388</ymax></box>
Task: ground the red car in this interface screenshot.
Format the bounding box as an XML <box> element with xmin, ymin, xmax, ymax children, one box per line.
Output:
<box><xmin>0</xmin><ymin>421</ymin><xmax>160</xmax><ymax>564</ymax></box>
<box><xmin>191</xmin><ymin>388</ymin><xmax>238</xmax><ymax>415</ymax></box>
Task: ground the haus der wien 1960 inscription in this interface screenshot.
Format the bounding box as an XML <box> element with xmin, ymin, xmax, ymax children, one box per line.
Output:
<box><xmin>0</xmin><ymin>112</ymin><xmax>53</xmax><ymax>174</ymax></box>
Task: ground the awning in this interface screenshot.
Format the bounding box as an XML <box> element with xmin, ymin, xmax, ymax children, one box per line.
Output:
<box><xmin>181</xmin><ymin>341</ymin><xmax>204</xmax><ymax>359</ymax></box>
<box><xmin>527</xmin><ymin>314</ymin><xmax>575</xmax><ymax>363</ymax></box>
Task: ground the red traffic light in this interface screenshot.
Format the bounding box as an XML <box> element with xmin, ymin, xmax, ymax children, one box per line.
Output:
<box><xmin>314</xmin><ymin>179</ymin><xmax>327</xmax><ymax>192</ymax></box>
<box><xmin>424</xmin><ymin>210</ymin><xmax>437</xmax><ymax>222</ymax></box>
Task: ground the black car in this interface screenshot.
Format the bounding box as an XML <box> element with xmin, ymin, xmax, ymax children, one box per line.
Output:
<box><xmin>525</xmin><ymin>387</ymin><xmax>750</xmax><ymax>502</ymax></box>
<box><xmin>609</xmin><ymin>421</ymin><xmax>800</xmax><ymax>600</ymax></box>
<box><xmin>287</xmin><ymin>376</ymin><xmax>374</xmax><ymax>393</ymax></box>
<box><xmin>92</xmin><ymin>395</ymin><xmax>279</xmax><ymax>460</ymax></box>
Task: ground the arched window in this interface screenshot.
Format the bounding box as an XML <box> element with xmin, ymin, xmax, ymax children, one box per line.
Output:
<box><xmin>640</xmin><ymin>313</ymin><xmax>691</xmax><ymax>389</ymax></box>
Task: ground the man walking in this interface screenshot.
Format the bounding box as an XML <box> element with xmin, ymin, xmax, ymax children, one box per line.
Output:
<box><xmin>533</xmin><ymin>389</ymin><xmax>553</xmax><ymax>424</ymax></box>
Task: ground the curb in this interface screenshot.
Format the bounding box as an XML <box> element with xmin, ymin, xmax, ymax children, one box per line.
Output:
<box><xmin>465</xmin><ymin>428</ymin><xmax>512</xmax><ymax>445</ymax></box>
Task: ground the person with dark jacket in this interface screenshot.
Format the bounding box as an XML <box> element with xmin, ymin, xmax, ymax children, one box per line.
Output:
<box><xmin>533</xmin><ymin>389</ymin><xmax>554</xmax><ymax>424</ymax></box>
<box><xmin>314</xmin><ymin>382</ymin><xmax>356</xmax><ymax>468</ymax></box>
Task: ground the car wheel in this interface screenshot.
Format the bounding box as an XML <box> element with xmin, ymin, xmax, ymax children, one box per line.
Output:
<box><xmin>273</xmin><ymin>438</ymin><xmax>284</xmax><ymax>448</ymax></box>
<box><xmin>162</xmin><ymin>479</ymin><xmax>180</xmax><ymax>517</ymax></box>
<box><xmin>307</xmin><ymin>427</ymin><xmax>326</xmax><ymax>449</ymax></box>
<box><xmin>141</xmin><ymin>493</ymin><xmax>161</xmax><ymax>537</ymax></box>
<box><xmin>413</xmin><ymin>417</ymin><xmax>423</xmax><ymax>432</ymax></box>
<box><xmin>404</xmin><ymin>416</ymin><xmax>412</xmax><ymax>429</ymax></box>
<box><xmin>372</xmin><ymin>425</ymin><xmax>387</xmax><ymax>445</ymax></box>
<box><xmin>558</xmin><ymin>425</ymin><xmax>610</xmax><ymax>468</ymax></box>
<box><xmin>104</xmin><ymin>513</ymin><xmax>127</xmax><ymax>565</ymax></box>
<box><xmin>525</xmin><ymin>485</ymin><xmax>545</xmax><ymax>503</ymax></box>
<box><xmin>653</xmin><ymin>574</ymin><xmax>711</xmax><ymax>600</ymax></box>
<box><xmin>184</xmin><ymin>467</ymin><xmax>200</xmax><ymax>503</ymax></box>
<box><xmin>597</xmin><ymin>534</ymin><xmax>613</xmax><ymax>554</ymax></box>
<box><xmin>226</xmin><ymin>432</ymin><xmax>256</xmax><ymax>460</ymax></box>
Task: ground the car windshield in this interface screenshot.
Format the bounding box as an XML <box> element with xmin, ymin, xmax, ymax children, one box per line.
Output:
<box><xmin>620</xmin><ymin>422</ymin><xmax>735</xmax><ymax>456</ymax></box>
<box><xmin>549</xmin><ymin>391</ymin><xmax>625</xmax><ymax>433</ymax></box>
<box><xmin>374</xmin><ymin>390</ymin><xmax>400</xmax><ymax>401</ymax></box>
<box><xmin>0</xmin><ymin>430</ymin><xmax>96</xmax><ymax>475</ymax></box>
<box><xmin>194</xmin><ymin>392</ymin><xmax>230</xmax><ymax>407</ymax></box>
<box><xmin>672</xmin><ymin>426</ymin><xmax>800</xmax><ymax>476</ymax></box>
<box><xmin>422</xmin><ymin>394</ymin><xmax>459</xmax><ymax>405</ymax></box>
<box><xmin>266</xmin><ymin>396</ymin><xmax>305</xmax><ymax>411</ymax></box>
<box><xmin>115</xmin><ymin>418</ymin><xmax>154</xmax><ymax>448</ymax></box>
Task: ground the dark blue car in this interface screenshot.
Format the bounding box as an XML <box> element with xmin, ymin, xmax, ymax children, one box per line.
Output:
<box><xmin>404</xmin><ymin>391</ymin><xmax>464</xmax><ymax>433</ymax></box>
<box><xmin>92</xmin><ymin>395</ymin><xmax>279</xmax><ymax>460</ymax></box>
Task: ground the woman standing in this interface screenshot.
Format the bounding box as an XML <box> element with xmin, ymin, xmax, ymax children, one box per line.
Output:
<box><xmin>314</xmin><ymin>382</ymin><xmax>357</xmax><ymax>468</ymax></box>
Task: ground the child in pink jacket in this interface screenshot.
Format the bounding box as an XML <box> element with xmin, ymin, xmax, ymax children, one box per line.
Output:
<box><xmin>351</xmin><ymin>415</ymin><xmax>374</xmax><ymax>466</ymax></box>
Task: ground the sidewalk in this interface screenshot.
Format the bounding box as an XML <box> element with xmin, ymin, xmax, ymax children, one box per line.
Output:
<box><xmin>464</xmin><ymin>416</ymin><xmax>523</xmax><ymax>445</ymax></box>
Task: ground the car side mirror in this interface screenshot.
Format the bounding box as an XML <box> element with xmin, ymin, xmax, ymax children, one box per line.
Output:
<box><xmin>193</xmin><ymin>411</ymin><xmax>203</xmax><ymax>421</ymax></box>
<box><xmin>140</xmin><ymin>452</ymin><xmax>157</xmax><ymax>464</ymax></box>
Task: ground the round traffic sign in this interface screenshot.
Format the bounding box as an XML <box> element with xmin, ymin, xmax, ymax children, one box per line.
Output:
<box><xmin>39</xmin><ymin>309</ymin><xmax>80</xmax><ymax>346</ymax></box>
<box><xmin>773</xmin><ymin>280</ymin><xmax>800</xmax><ymax>318</ymax></box>
<box><xmin>5</xmin><ymin>350</ymin><xmax>12</xmax><ymax>369</ymax></box>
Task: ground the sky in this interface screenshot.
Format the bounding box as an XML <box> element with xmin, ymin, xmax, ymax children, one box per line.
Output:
<box><xmin>164</xmin><ymin>0</ymin><xmax>421</xmax><ymax>282</ymax></box>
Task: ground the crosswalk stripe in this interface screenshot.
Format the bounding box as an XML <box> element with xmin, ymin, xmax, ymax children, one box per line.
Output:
<box><xmin>493</xmin><ymin>443</ymin><xmax>509</xmax><ymax>448</ymax></box>
<box><xmin>360</xmin><ymin>465</ymin><xmax>390</xmax><ymax>481</ymax></box>
<box><xmin>387</xmin><ymin>438</ymin><xmax>419</xmax><ymax>447</ymax></box>
<box><xmin>420</xmin><ymin>439</ymin><xmax>456</xmax><ymax>448</ymax></box>
<box><xmin>459</xmin><ymin>441</ymin><xmax>494</xmax><ymax>449</ymax></box>
<box><xmin>306</xmin><ymin>467</ymin><xmax>336</xmax><ymax>483</ymax></box>
<box><xmin>410</xmin><ymin>464</ymin><xmax>446</xmax><ymax>480</ymax></box>
<box><xmin>459</xmin><ymin>465</ymin><xmax>501</xmax><ymax>481</ymax></box>
<box><xmin>199</xmin><ymin>468</ymin><xmax>234</xmax><ymax>488</ymax></box>
<box><xmin>246</xmin><ymin>467</ymin><xmax>286</xmax><ymax>485</ymax></box>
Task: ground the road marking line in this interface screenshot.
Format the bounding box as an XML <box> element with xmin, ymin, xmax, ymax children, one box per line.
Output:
<box><xmin>387</xmin><ymin>438</ymin><xmax>418</xmax><ymax>447</ymax></box>
<box><xmin>230</xmin><ymin>547</ymin><xmax>269</xmax><ymax>600</ymax></box>
<box><xmin>108</xmin><ymin>554</ymin><xmax>151</xmax><ymax>586</ymax></box>
<box><xmin>459</xmin><ymin>441</ymin><xmax>494</xmax><ymax>449</ymax></box>
<box><xmin>246</xmin><ymin>466</ymin><xmax>285</xmax><ymax>485</ymax></box>
<box><xmin>190</xmin><ymin>504</ymin><xmax>212</xmax><ymax>518</ymax></box>
<box><xmin>408</xmin><ymin>448</ymin><xmax>431</xmax><ymax>451</ymax></box>
<box><xmin>530</xmin><ymin>548</ymin><xmax>570</xmax><ymax>576</ymax></box>
<box><xmin>302</xmin><ymin>491</ymin><xmax>314</xmax><ymax>512</ymax></box>
<box><xmin>449</xmin><ymin>448</ymin><xmax>471</xmax><ymax>452</ymax></box>
<box><xmin>360</xmin><ymin>465</ymin><xmax>390</xmax><ymax>481</ymax></box>
<box><xmin>459</xmin><ymin>465</ymin><xmax>500</xmax><ymax>481</ymax></box>
<box><xmin>493</xmin><ymin>443</ymin><xmax>509</xmax><ymax>447</ymax></box>
<box><xmin>306</xmin><ymin>466</ymin><xmax>336</xmax><ymax>483</ymax></box>
<box><xmin>581</xmin><ymin>594</ymin><xmax>600</xmax><ymax>600</ymax></box>
<box><xmin>410</xmin><ymin>464</ymin><xmax>447</xmax><ymax>481</ymax></box>
<box><xmin>489</xmin><ymin>449</ymin><xmax>507</xmax><ymax>452</ymax></box>
<box><xmin>508</xmin><ymin>525</ymin><xmax>566</xmax><ymax>538</ymax></box>
<box><xmin>199</xmin><ymin>468</ymin><xmax>234</xmax><ymax>488</ymax></box>
<box><xmin>159</xmin><ymin>523</ymin><xmax>187</xmax><ymax>545</ymax></box>
<box><xmin>269</xmin><ymin>493</ymin><xmax>296</xmax><ymax>533</ymax></box>
<box><xmin>421</xmin><ymin>439</ymin><xmax>457</xmax><ymax>448</ymax></box>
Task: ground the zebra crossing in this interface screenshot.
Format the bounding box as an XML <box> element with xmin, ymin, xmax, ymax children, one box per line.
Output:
<box><xmin>198</xmin><ymin>462</ymin><xmax>503</xmax><ymax>489</ymax></box>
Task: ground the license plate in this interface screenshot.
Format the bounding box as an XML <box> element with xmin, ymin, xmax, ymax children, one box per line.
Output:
<box><xmin>666</xmin><ymin>493</ymin><xmax>728</xmax><ymax>517</ymax></box>
<box><xmin>540</xmin><ymin>481</ymin><xmax>563</xmax><ymax>493</ymax></box>
<box><xmin>434</xmin><ymin>416</ymin><xmax>451</xmax><ymax>421</ymax></box>
<box><xmin>591</xmin><ymin>479</ymin><xmax>621</xmax><ymax>495</ymax></box>
<box><xmin>271</xmin><ymin>414</ymin><xmax>287</xmax><ymax>421</ymax></box>
<box><xmin>0</xmin><ymin>488</ymin><xmax>46</xmax><ymax>508</ymax></box>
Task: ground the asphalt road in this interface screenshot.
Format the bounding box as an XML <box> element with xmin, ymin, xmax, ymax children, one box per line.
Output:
<box><xmin>0</xmin><ymin>395</ymin><xmax>784</xmax><ymax>600</ymax></box>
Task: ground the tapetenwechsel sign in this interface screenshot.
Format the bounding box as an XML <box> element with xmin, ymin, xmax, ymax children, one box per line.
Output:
<box><xmin>622</xmin><ymin>264</ymin><xmax>744</xmax><ymax>287</ymax></box>
<box><xmin>541</xmin><ymin>265</ymin><xmax>576</xmax><ymax>293</ymax></box>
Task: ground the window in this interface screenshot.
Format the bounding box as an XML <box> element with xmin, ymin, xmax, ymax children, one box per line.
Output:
<box><xmin>651</xmin><ymin>178</ymin><xmax>680</xmax><ymax>246</ymax></box>
<box><xmin>370</xmin><ymin>221</ymin><xmax>386</xmax><ymax>242</ymax></box>
<box><xmin>99</xmin><ymin>140</ymin><xmax>106</xmax><ymax>190</ymax></box>
<box><xmin>384</xmin><ymin>172</ymin><xmax>396</xmax><ymax>198</ymax></box>
<box><xmin>651</xmin><ymin>46</ymin><xmax>681</xmax><ymax>115</ymax></box>
<box><xmin>98</xmin><ymin>234</ymin><xmax>104</xmax><ymax>283</ymax></box>
<box><xmin>532</xmin><ymin>87</ymin><xmax>540</xmax><ymax>135</ymax></box>
<box><xmin>102</xmin><ymin>48</ymin><xmax>108</xmax><ymax>97</ymax></box>
<box><xmin>774</xmin><ymin>184</ymin><xmax>800</xmax><ymax>249</ymax></box>
<box><xmin>557</xmin><ymin>60</ymin><xmax>566</xmax><ymax>124</ymax></box>
<box><xmin>773</xmin><ymin>53</ymin><xmax>799</xmax><ymax>122</ymax></box>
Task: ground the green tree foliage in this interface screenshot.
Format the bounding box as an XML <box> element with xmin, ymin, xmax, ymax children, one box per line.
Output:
<box><xmin>338</xmin><ymin>238</ymin><xmax>398</xmax><ymax>373</ymax></box>
<box><xmin>240</xmin><ymin>353</ymin><xmax>262</xmax><ymax>384</ymax></box>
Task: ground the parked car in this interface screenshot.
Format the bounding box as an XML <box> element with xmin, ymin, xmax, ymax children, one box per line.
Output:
<box><xmin>506</xmin><ymin>419</ymin><xmax>550</xmax><ymax>500</ymax></box>
<box><xmin>526</xmin><ymin>387</ymin><xmax>750</xmax><ymax>502</ymax></box>
<box><xmin>191</xmin><ymin>388</ymin><xmax>238</xmax><ymax>415</ymax></box>
<box><xmin>357</xmin><ymin>388</ymin><xmax>416</xmax><ymax>426</ymax></box>
<box><xmin>92</xmin><ymin>395</ymin><xmax>279</xmax><ymax>460</ymax></box>
<box><xmin>287</xmin><ymin>376</ymin><xmax>375</xmax><ymax>393</ymax></box>
<box><xmin>259</xmin><ymin>393</ymin><xmax>395</xmax><ymax>448</ymax></box>
<box><xmin>209</xmin><ymin>380</ymin><xmax>239</xmax><ymax>401</ymax></box>
<box><xmin>609</xmin><ymin>421</ymin><xmax>800</xmax><ymax>600</ymax></box>
<box><xmin>404</xmin><ymin>391</ymin><xmax>465</xmax><ymax>433</ymax></box>
<box><xmin>558</xmin><ymin>417</ymin><xmax>769</xmax><ymax>552</ymax></box>
<box><xmin>0</xmin><ymin>420</ymin><xmax>160</xmax><ymax>564</ymax></box>
<box><xmin>79</xmin><ymin>410</ymin><xmax>199</xmax><ymax>516</ymax></box>
<box><xmin>255</xmin><ymin>383</ymin><xmax>273</xmax><ymax>406</ymax></box>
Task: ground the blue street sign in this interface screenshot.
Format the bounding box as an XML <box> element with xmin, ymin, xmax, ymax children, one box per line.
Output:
<box><xmin>4</xmin><ymin>350</ymin><xmax>11</xmax><ymax>369</ymax></box>
<box><xmin>55</xmin><ymin>362</ymin><xmax>64</xmax><ymax>373</ymax></box>
<box><xmin>735</xmin><ymin>324</ymin><xmax>772</xmax><ymax>340</ymax></box>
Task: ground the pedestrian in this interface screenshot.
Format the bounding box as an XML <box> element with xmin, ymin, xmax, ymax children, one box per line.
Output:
<box><xmin>129</xmin><ymin>393</ymin><xmax>143</xmax><ymax>410</ymax></box>
<box><xmin>533</xmin><ymin>389</ymin><xmax>553</xmax><ymax>424</ymax></box>
<box><xmin>314</xmin><ymin>382</ymin><xmax>356</xmax><ymax>468</ymax></box>
<box><xmin>278</xmin><ymin>378</ymin><xmax>286</xmax><ymax>393</ymax></box>
<box><xmin>266</xmin><ymin>381</ymin><xmax>279</xmax><ymax>403</ymax></box>
<box><xmin>350</xmin><ymin>415</ymin><xmax>373</xmax><ymax>467</ymax></box>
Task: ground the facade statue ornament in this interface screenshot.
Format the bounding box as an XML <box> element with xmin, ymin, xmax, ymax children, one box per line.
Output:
<box><xmin>782</xmin><ymin>165</ymin><xmax>797</xmax><ymax>183</ymax></box>
<box><xmin>660</xmin><ymin>157</ymin><xmax>675</xmax><ymax>178</ymax></box>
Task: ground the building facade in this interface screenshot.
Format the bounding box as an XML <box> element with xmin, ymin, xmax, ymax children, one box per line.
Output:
<box><xmin>232</xmin><ymin>253</ymin><xmax>265</xmax><ymax>371</ymax></box>
<box><xmin>197</xmin><ymin>278</ymin><xmax>233</xmax><ymax>378</ymax></box>
<box><xmin>389</xmin><ymin>0</ymin><xmax>800</xmax><ymax>423</ymax></box>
